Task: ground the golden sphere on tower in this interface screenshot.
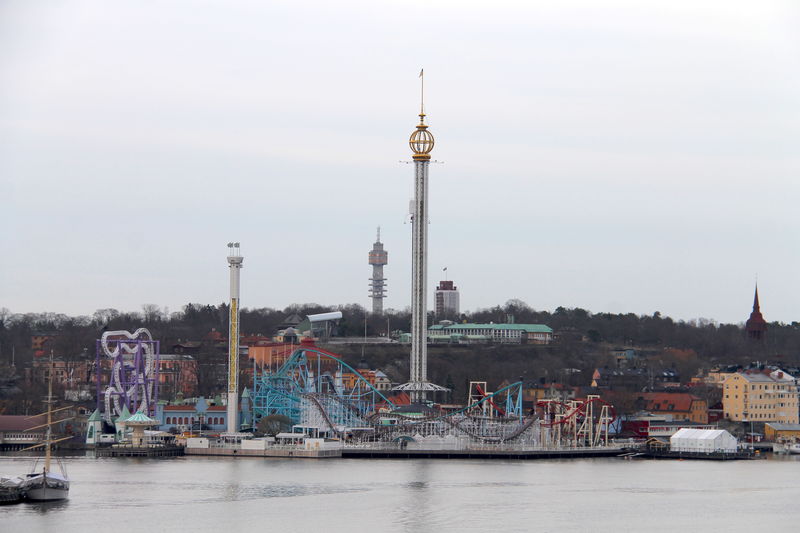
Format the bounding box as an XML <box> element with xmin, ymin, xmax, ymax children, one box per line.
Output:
<box><xmin>409</xmin><ymin>114</ymin><xmax>434</xmax><ymax>160</ymax></box>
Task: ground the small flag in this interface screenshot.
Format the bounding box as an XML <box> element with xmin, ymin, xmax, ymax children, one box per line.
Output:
<box><xmin>419</xmin><ymin>69</ymin><xmax>424</xmax><ymax>78</ymax></box>
<box><xmin>443</xmin><ymin>267</ymin><xmax>447</xmax><ymax>272</ymax></box>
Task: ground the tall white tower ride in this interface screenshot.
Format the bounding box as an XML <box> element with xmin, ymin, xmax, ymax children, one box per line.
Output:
<box><xmin>394</xmin><ymin>71</ymin><xmax>447</xmax><ymax>403</ymax></box>
<box><xmin>226</xmin><ymin>242</ymin><xmax>243</xmax><ymax>434</ymax></box>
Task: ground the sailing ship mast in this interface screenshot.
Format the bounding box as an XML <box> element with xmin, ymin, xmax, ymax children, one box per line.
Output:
<box><xmin>44</xmin><ymin>350</ymin><xmax>54</xmax><ymax>474</ymax></box>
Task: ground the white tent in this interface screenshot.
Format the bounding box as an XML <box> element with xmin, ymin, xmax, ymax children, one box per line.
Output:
<box><xmin>670</xmin><ymin>428</ymin><xmax>738</xmax><ymax>453</ymax></box>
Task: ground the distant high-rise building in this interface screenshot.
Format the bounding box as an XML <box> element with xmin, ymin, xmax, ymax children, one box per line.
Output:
<box><xmin>368</xmin><ymin>227</ymin><xmax>388</xmax><ymax>314</ymax></box>
<box><xmin>745</xmin><ymin>285</ymin><xmax>767</xmax><ymax>341</ymax></box>
<box><xmin>435</xmin><ymin>280</ymin><xmax>460</xmax><ymax>317</ymax></box>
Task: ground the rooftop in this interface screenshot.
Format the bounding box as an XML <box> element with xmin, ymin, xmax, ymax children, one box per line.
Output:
<box><xmin>0</xmin><ymin>414</ymin><xmax>46</xmax><ymax>432</ymax></box>
<box><xmin>429</xmin><ymin>323</ymin><xmax>553</xmax><ymax>333</ymax></box>
<box><xmin>641</xmin><ymin>392</ymin><xmax>702</xmax><ymax>412</ymax></box>
<box><xmin>765</xmin><ymin>423</ymin><xmax>800</xmax><ymax>431</ymax></box>
<box><xmin>733</xmin><ymin>372</ymin><xmax>780</xmax><ymax>383</ymax></box>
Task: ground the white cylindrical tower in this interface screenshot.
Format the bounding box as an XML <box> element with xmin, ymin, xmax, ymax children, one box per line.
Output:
<box><xmin>392</xmin><ymin>71</ymin><xmax>447</xmax><ymax>403</ymax></box>
<box><xmin>226</xmin><ymin>242</ymin><xmax>243</xmax><ymax>434</ymax></box>
<box><xmin>410</xmin><ymin>148</ymin><xmax>430</xmax><ymax>399</ymax></box>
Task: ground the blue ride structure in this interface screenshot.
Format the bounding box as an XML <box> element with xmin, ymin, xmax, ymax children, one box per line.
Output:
<box><xmin>251</xmin><ymin>342</ymin><xmax>541</xmax><ymax>444</ymax></box>
<box><xmin>251</xmin><ymin>343</ymin><xmax>395</xmax><ymax>435</ymax></box>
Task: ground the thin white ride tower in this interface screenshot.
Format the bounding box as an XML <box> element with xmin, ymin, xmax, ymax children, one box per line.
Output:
<box><xmin>226</xmin><ymin>242</ymin><xmax>243</xmax><ymax>434</ymax></box>
<box><xmin>394</xmin><ymin>71</ymin><xmax>447</xmax><ymax>403</ymax></box>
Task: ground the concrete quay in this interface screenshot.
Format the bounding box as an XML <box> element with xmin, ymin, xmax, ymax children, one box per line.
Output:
<box><xmin>184</xmin><ymin>446</ymin><xmax>340</xmax><ymax>458</ymax></box>
<box><xmin>341</xmin><ymin>446</ymin><xmax>625</xmax><ymax>460</ymax></box>
<box><xmin>181</xmin><ymin>441</ymin><xmax>625</xmax><ymax>460</ymax></box>
<box><xmin>96</xmin><ymin>445</ymin><xmax>184</xmax><ymax>457</ymax></box>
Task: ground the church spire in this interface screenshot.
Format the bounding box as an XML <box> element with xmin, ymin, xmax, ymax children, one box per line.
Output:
<box><xmin>753</xmin><ymin>285</ymin><xmax>760</xmax><ymax>312</ymax></box>
<box><xmin>746</xmin><ymin>283</ymin><xmax>767</xmax><ymax>341</ymax></box>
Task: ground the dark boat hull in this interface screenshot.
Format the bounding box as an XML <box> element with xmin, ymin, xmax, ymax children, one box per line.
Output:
<box><xmin>25</xmin><ymin>473</ymin><xmax>70</xmax><ymax>501</ymax></box>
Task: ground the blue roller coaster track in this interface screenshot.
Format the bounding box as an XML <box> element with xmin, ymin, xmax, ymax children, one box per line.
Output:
<box><xmin>252</xmin><ymin>345</ymin><xmax>395</xmax><ymax>427</ymax></box>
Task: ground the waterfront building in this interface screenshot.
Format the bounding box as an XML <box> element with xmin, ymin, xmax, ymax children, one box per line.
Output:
<box><xmin>434</xmin><ymin>280</ymin><xmax>459</xmax><ymax>318</ymax></box>
<box><xmin>745</xmin><ymin>285</ymin><xmax>768</xmax><ymax>341</ymax></box>
<box><xmin>620</xmin><ymin>414</ymin><xmax>716</xmax><ymax>439</ymax></box>
<box><xmin>156</xmin><ymin>391</ymin><xmax>252</xmax><ymax>432</ymax></box>
<box><xmin>427</xmin><ymin>323</ymin><xmax>553</xmax><ymax>344</ymax></box>
<box><xmin>764</xmin><ymin>423</ymin><xmax>800</xmax><ymax>442</ymax></box>
<box><xmin>0</xmin><ymin>414</ymin><xmax>47</xmax><ymax>451</ymax></box>
<box><xmin>722</xmin><ymin>370</ymin><xmax>799</xmax><ymax>424</ymax></box>
<box><xmin>670</xmin><ymin>428</ymin><xmax>738</xmax><ymax>453</ymax></box>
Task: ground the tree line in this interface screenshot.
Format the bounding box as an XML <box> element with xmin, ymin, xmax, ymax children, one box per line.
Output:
<box><xmin>2</xmin><ymin>300</ymin><xmax>799</xmax><ymax>366</ymax></box>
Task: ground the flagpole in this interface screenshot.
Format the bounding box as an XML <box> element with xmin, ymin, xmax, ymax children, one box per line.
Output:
<box><xmin>420</xmin><ymin>68</ymin><xmax>424</xmax><ymax>115</ymax></box>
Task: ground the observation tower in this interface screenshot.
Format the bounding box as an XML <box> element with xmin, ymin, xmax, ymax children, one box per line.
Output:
<box><xmin>226</xmin><ymin>242</ymin><xmax>243</xmax><ymax>433</ymax></box>
<box><xmin>393</xmin><ymin>70</ymin><xmax>447</xmax><ymax>403</ymax></box>
<box><xmin>368</xmin><ymin>227</ymin><xmax>388</xmax><ymax>314</ymax></box>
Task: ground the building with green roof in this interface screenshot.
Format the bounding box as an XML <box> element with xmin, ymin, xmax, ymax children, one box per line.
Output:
<box><xmin>427</xmin><ymin>323</ymin><xmax>553</xmax><ymax>344</ymax></box>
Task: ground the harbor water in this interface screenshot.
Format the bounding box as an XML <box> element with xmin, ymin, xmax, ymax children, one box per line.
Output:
<box><xmin>2</xmin><ymin>454</ymin><xmax>799</xmax><ymax>532</ymax></box>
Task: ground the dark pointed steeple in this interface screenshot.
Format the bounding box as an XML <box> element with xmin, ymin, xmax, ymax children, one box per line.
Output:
<box><xmin>745</xmin><ymin>284</ymin><xmax>767</xmax><ymax>341</ymax></box>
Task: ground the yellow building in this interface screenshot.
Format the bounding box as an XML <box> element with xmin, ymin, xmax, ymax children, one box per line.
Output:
<box><xmin>764</xmin><ymin>423</ymin><xmax>800</xmax><ymax>442</ymax></box>
<box><xmin>722</xmin><ymin>372</ymin><xmax>799</xmax><ymax>424</ymax></box>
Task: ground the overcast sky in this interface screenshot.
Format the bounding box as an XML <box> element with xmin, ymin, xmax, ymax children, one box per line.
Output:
<box><xmin>1</xmin><ymin>0</ymin><xmax>798</xmax><ymax>324</ymax></box>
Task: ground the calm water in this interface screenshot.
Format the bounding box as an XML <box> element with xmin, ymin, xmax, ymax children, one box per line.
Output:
<box><xmin>1</xmin><ymin>454</ymin><xmax>799</xmax><ymax>532</ymax></box>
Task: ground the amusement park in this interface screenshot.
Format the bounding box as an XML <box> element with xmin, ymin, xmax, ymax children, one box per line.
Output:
<box><xmin>80</xmin><ymin>78</ymin><xmax>624</xmax><ymax>459</ymax></box>
<box><xmin>87</xmin><ymin>326</ymin><xmax>619</xmax><ymax>457</ymax></box>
